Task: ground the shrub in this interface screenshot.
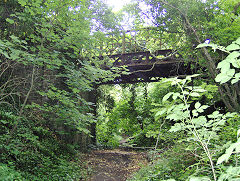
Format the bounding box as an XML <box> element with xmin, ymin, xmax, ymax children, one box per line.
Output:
<box><xmin>0</xmin><ymin>111</ymin><xmax>86</xmax><ymax>180</ymax></box>
<box><xmin>128</xmin><ymin>143</ymin><xmax>197</xmax><ymax>181</ymax></box>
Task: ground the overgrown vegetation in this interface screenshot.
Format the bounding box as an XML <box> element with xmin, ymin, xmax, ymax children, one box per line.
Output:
<box><xmin>1</xmin><ymin>0</ymin><xmax>240</xmax><ymax>180</ymax></box>
<box><xmin>0</xmin><ymin>0</ymin><xmax>118</xmax><ymax>180</ymax></box>
<box><xmin>96</xmin><ymin>0</ymin><xmax>240</xmax><ymax>180</ymax></box>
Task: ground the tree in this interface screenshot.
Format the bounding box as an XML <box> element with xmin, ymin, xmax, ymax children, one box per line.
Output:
<box><xmin>0</xmin><ymin>0</ymin><xmax>123</xmax><ymax>179</ymax></box>
<box><xmin>133</xmin><ymin>0</ymin><xmax>240</xmax><ymax>111</ymax></box>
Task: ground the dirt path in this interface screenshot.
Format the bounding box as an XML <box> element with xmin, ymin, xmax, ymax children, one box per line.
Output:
<box><xmin>83</xmin><ymin>149</ymin><xmax>148</xmax><ymax>181</ymax></box>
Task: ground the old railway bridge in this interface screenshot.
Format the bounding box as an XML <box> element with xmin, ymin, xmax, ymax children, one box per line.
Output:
<box><xmin>88</xmin><ymin>29</ymin><xmax>193</xmax><ymax>145</ymax></box>
<box><xmin>97</xmin><ymin>28</ymin><xmax>192</xmax><ymax>84</ymax></box>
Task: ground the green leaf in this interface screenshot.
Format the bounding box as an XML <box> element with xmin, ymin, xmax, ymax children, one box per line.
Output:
<box><xmin>231</xmin><ymin>79</ymin><xmax>239</xmax><ymax>84</ymax></box>
<box><xmin>215</xmin><ymin>73</ymin><xmax>227</xmax><ymax>83</ymax></box>
<box><xmin>185</xmin><ymin>86</ymin><xmax>193</xmax><ymax>90</ymax></box>
<box><xmin>162</xmin><ymin>92</ymin><xmax>174</xmax><ymax>102</ymax></box>
<box><xmin>196</xmin><ymin>43</ymin><xmax>211</xmax><ymax>48</ymax></box>
<box><xmin>193</xmin><ymin>88</ymin><xmax>206</xmax><ymax>93</ymax></box>
<box><xmin>217</xmin><ymin>61</ymin><xmax>230</xmax><ymax>72</ymax></box>
<box><xmin>196</xmin><ymin>43</ymin><xmax>218</xmax><ymax>52</ymax></box>
<box><xmin>192</xmin><ymin>116</ymin><xmax>207</xmax><ymax>125</ymax></box>
<box><xmin>233</xmin><ymin>73</ymin><xmax>240</xmax><ymax>82</ymax></box>
<box><xmin>167</xmin><ymin>105</ymin><xmax>175</xmax><ymax>114</ymax></box>
<box><xmin>155</xmin><ymin>109</ymin><xmax>166</xmax><ymax>117</ymax></box>
<box><xmin>208</xmin><ymin>111</ymin><xmax>221</xmax><ymax>119</ymax></box>
<box><xmin>235</xmin><ymin>142</ymin><xmax>240</xmax><ymax>152</ymax></box>
<box><xmin>217</xmin><ymin>153</ymin><xmax>232</xmax><ymax>165</ymax></box>
<box><xmin>171</xmin><ymin>79</ymin><xmax>182</xmax><ymax>85</ymax></box>
<box><xmin>192</xmin><ymin>110</ymin><xmax>198</xmax><ymax>117</ymax></box>
<box><xmin>0</xmin><ymin>120</ymin><xmax>8</xmax><ymax>124</ymax></box>
<box><xmin>189</xmin><ymin>92</ymin><xmax>200</xmax><ymax>97</ymax></box>
<box><xmin>169</xmin><ymin>123</ymin><xmax>183</xmax><ymax>132</ymax></box>
<box><xmin>226</xmin><ymin>51</ymin><xmax>240</xmax><ymax>60</ymax></box>
<box><xmin>172</xmin><ymin>93</ymin><xmax>180</xmax><ymax>100</ymax></box>
<box><xmin>182</xmin><ymin>91</ymin><xmax>190</xmax><ymax>95</ymax></box>
<box><xmin>166</xmin><ymin>113</ymin><xmax>177</xmax><ymax>120</ymax></box>
<box><xmin>237</xmin><ymin>129</ymin><xmax>240</xmax><ymax>138</ymax></box>
<box><xmin>198</xmin><ymin>116</ymin><xmax>207</xmax><ymax>125</ymax></box>
<box><xmin>215</xmin><ymin>69</ymin><xmax>235</xmax><ymax>84</ymax></box>
<box><xmin>201</xmin><ymin>105</ymin><xmax>209</xmax><ymax>110</ymax></box>
<box><xmin>10</xmin><ymin>35</ymin><xmax>21</xmax><ymax>43</ymax></box>
<box><xmin>217</xmin><ymin>60</ymin><xmax>230</xmax><ymax>70</ymax></box>
<box><xmin>217</xmin><ymin>141</ymin><xmax>240</xmax><ymax>165</ymax></box>
<box><xmin>18</xmin><ymin>0</ymin><xmax>27</xmax><ymax>6</ymax></box>
<box><xmin>72</xmin><ymin>88</ymin><xmax>80</xmax><ymax>93</ymax></box>
<box><xmin>185</xmin><ymin>74</ymin><xmax>200</xmax><ymax>80</ymax></box>
<box><xmin>226</xmin><ymin>44</ymin><xmax>240</xmax><ymax>51</ymax></box>
<box><xmin>227</xmin><ymin>69</ymin><xmax>235</xmax><ymax>76</ymax></box>
<box><xmin>235</xmin><ymin>37</ymin><xmax>240</xmax><ymax>45</ymax></box>
<box><xmin>6</xmin><ymin>18</ymin><xmax>14</xmax><ymax>24</ymax></box>
<box><xmin>195</xmin><ymin>102</ymin><xmax>201</xmax><ymax>109</ymax></box>
<box><xmin>231</xmin><ymin>59</ymin><xmax>240</xmax><ymax>68</ymax></box>
<box><xmin>218</xmin><ymin>166</ymin><xmax>240</xmax><ymax>181</ymax></box>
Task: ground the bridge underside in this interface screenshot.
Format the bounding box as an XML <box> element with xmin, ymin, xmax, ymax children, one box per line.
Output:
<box><xmin>100</xmin><ymin>50</ymin><xmax>193</xmax><ymax>84</ymax></box>
<box><xmin>111</xmin><ymin>62</ymin><xmax>192</xmax><ymax>84</ymax></box>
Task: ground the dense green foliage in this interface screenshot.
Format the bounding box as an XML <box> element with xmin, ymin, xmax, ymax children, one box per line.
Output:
<box><xmin>97</xmin><ymin>73</ymin><xmax>240</xmax><ymax>180</ymax></box>
<box><xmin>96</xmin><ymin>0</ymin><xmax>240</xmax><ymax>180</ymax></box>
<box><xmin>0</xmin><ymin>111</ymin><xmax>86</xmax><ymax>180</ymax></box>
<box><xmin>0</xmin><ymin>0</ymin><xmax>240</xmax><ymax>180</ymax></box>
<box><xmin>0</xmin><ymin>0</ymin><xmax>118</xmax><ymax>180</ymax></box>
<box><xmin>125</xmin><ymin>0</ymin><xmax>240</xmax><ymax>112</ymax></box>
<box><xmin>128</xmin><ymin>143</ymin><xmax>197</xmax><ymax>181</ymax></box>
<box><xmin>126</xmin><ymin>74</ymin><xmax>240</xmax><ymax>180</ymax></box>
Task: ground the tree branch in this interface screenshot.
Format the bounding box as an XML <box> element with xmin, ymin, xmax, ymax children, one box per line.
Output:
<box><xmin>6</xmin><ymin>66</ymin><xmax>36</xmax><ymax>145</ymax></box>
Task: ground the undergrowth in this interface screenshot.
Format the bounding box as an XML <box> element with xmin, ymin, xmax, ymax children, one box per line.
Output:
<box><xmin>0</xmin><ymin>111</ymin><xmax>87</xmax><ymax>180</ymax></box>
<box><xmin>128</xmin><ymin>143</ymin><xmax>197</xmax><ymax>181</ymax></box>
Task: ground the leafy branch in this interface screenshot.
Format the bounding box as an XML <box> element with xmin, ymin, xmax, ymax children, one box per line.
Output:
<box><xmin>160</xmin><ymin>75</ymin><xmax>235</xmax><ymax>181</ymax></box>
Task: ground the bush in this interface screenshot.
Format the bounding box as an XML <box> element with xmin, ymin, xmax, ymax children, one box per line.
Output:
<box><xmin>0</xmin><ymin>164</ymin><xmax>25</xmax><ymax>181</ymax></box>
<box><xmin>128</xmin><ymin>143</ymin><xmax>197</xmax><ymax>181</ymax></box>
<box><xmin>0</xmin><ymin>111</ymin><xmax>86</xmax><ymax>180</ymax></box>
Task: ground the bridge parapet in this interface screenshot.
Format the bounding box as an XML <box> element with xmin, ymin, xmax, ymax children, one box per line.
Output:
<box><xmin>99</xmin><ymin>28</ymin><xmax>168</xmax><ymax>56</ymax></box>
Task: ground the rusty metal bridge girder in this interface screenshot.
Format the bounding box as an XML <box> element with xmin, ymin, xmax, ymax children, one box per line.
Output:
<box><xmin>100</xmin><ymin>49</ymin><xmax>192</xmax><ymax>84</ymax></box>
